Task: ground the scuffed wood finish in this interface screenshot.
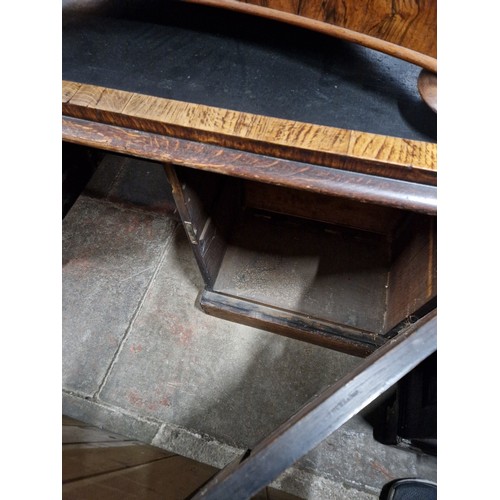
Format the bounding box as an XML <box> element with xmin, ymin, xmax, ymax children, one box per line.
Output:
<box><xmin>165</xmin><ymin>165</ymin><xmax>238</xmax><ymax>288</ymax></box>
<box><xmin>62</xmin><ymin>116</ymin><xmax>437</xmax><ymax>214</ymax></box>
<box><xmin>185</xmin><ymin>0</ymin><xmax>437</xmax><ymax>71</ymax></box>
<box><xmin>62</xmin><ymin>81</ymin><xmax>436</xmax><ymax>186</ymax></box>
<box><xmin>62</xmin><ymin>81</ymin><xmax>82</xmax><ymax>103</ymax></box>
<box><xmin>200</xmin><ymin>290</ymin><xmax>384</xmax><ymax>357</ymax></box>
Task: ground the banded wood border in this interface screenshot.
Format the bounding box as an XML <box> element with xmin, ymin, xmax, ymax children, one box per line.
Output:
<box><xmin>62</xmin><ymin>81</ymin><xmax>436</xmax><ymax>186</ymax></box>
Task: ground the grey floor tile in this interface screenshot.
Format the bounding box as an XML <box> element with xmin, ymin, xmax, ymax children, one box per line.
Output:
<box><xmin>63</xmin><ymin>195</ymin><xmax>178</xmax><ymax>395</ymax></box>
<box><xmin>98</xmin><ymin>225</ymin><xmax>362</xmax><ymax>449</ymax></box>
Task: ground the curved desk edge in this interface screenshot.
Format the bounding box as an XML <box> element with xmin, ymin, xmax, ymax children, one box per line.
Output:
<box><xmin>185</xmin><ymin>0</ymin><xmax>437</xmax><ymax>73</ymax></box>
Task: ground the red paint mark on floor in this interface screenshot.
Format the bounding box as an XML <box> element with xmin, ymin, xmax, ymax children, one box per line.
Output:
<box><xmin>127</xmin><ymin>389</ymin><xmax>157</xmax><ymax>412</ymax></box>
<box><xmin>178</xmin><ymin>325</ymin><xmax>193</xmax><ymax>346</ymax></box>
<box><xmin>130</xmin><ymin>343</ymin><xmax>143</xmax><ymax>353</ymax></box>
<box><xmin>128</xmin><ymin>390</ymin><xmax>143</xmax><ymax>407</ymax></box>
<box><xmin>159</xmin><ymin>396</ymin><xmax>171</xmax><ymax>407</ymax></box>
<box><xmin>370</xmin><ymin>460</ymin><xmax>395</xmax><ymax>481</ymax></box>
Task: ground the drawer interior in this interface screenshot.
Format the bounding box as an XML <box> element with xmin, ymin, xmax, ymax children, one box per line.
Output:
<box><xmin>167</xmin><ymin>166</ymin><xmax>436</xmax><ymax>356</ymax></box>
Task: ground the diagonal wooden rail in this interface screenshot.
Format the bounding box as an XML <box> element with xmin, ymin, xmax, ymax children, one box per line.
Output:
<box><xmin>188</xmin><ymin>310</ymin><xmax>437</xmax><ymax>499</ymax></box>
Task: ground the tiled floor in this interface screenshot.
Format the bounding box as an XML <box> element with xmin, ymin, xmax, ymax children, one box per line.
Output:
<box><xmin>62</xmin><ymin>153</ymin><xmax>437</xmax><ymax>499</ymax></box>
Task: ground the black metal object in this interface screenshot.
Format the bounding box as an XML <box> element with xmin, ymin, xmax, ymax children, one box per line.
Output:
<box><xmin>188</xmin><ymin>310</ymin><xmax>437</xmax><ymax>500</ymax></box>
<box><xmin>380</xmin><ymin>478</ymin><xmax>437</xmax><ymax>500</ymax></box>
<box><xmin>372</xmin><ymin>352</ymin><xmax>437</xmax><ymax>455</ymax></box>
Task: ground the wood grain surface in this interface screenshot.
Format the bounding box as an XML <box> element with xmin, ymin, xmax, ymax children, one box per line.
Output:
<box><xmin>185</xmin><ymin>0</ymin><xmax>437</xmax><ymax>71</ymax></box>
<box><xmin>243</xmin><ymin>181</ymin><xmax>406</xmax><ymax>235</ymax></box>
<box><xmin>62</xmin><ymin>116</ymin><xmax>437</xmax><ymax>214</ymax></box>
<box><xmin>62</xmin><ymin>81</ymin><xmax>437</xmax><ymax>186</ymax></box>
<box><xmin>385</xmin><ymin>214</ymin><xmax>437</xmax><ymax>331</ymax></box>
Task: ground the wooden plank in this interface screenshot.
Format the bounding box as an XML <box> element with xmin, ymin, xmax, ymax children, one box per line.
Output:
<box><xmin>62</xmin><ymin>443</ymin><xmax>292</xmax><ymax>499</ymax></box>
<box><xmin>62</xmin><ymin>455</ymin><xmax>219</xmax><ymax>500</ymax></box>
<box><xmin>62</xmin><ymin>117</ymin><xmax>437</xmax><ymax>214</ymax></box>
<box><xmin>200</xmin><ymin>289</ymin><xmax>384</xmax><ymax>357</ymax></box>
<box><xmin>189</xmin><ymin>310</ymin><xmax>437</xmax><ymax>499</ymax></box>
<box><xmin>185</xmin><ymin>0</ymin><xmax>437</xmax><ymax>70</ymax></box>
<box><xmin>60</xmin><ymin>418</ymin><xmax>289</xmax><ymax>499</ymax></box>
<box><xmin>62</xmin><ymin>81</ymin><xmax>81</xmax><ymax>103</ymax></box>
<box><xmin>62</xmin><ymin>82</ymin><xmax>436</xmax><ymax>185</ymax></box>
<box><xmin>347</xmin><ymin>130</ymin><xmax>437</xmax><ymax>178</ymax></box>
<box><xmin>243</xmin><ymin>181</ymin><xmax>405</xmax><ymax>235</ymax></box>
<box><xmin>68</xmin><ymin>84</ymin><xmax>106</xmax><ymax>109</ymax></box>
<box><xmin>164</xmin><ymin>165</ymin><xmax>235</xmax><ymax>287</ymax></box>
<box><xmin>385</xmin><ymin>214</ymin><xmax>437</xmax><ymax>331</ymax></box>
<box><xmin>62</xmin><ymin>425</ymin><xmax>134</xmax><ymax>445</ymax></box>
<box><xmin>63</xmin><ymin>445</ymin><xmax>174</xmax><ymax>482</ymax></box>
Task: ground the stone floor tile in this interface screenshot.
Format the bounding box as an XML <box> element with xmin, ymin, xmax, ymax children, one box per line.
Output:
<box><xmin>98</xmin><ymin>226</ymin><xmax>362</xmax><ymax>448</ymax></box>
<box><xmin>63</xmin><ymin>195</ymin><xmax>178</xmax><ymax>395</ymax></box>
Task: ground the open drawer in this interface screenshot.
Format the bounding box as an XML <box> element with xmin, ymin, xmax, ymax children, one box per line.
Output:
<box><xmin>166</xmin><ymin>165</ymin><xmax>436</xmax><ymax>357</ymax></box>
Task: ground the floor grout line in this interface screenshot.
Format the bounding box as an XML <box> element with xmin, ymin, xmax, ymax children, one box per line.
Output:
<box><xmin>62</xmin><ymin>390</ymin><xmax>167</xmax><ymax>429</ymax></box>
<box><xmin>93</xmin><ymin>221</ymin><xmax>181</xmax><ymax>399</ymax></box>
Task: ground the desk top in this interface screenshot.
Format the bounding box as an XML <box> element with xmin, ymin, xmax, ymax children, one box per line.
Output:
<box><xmin>62</xmin><ymin>1</ymin><xmax>436</xmax><ymax>143</ymax></box>
<box><xmin>62</xmin><ymin>1</ymin><xmax>436</xmax><ymax>190</ymax></box>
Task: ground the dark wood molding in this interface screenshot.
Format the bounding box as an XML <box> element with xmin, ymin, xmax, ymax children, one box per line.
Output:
<box><xmin>62</xmin><ymin>116</ymin><xmax>437</xmax><ymax>215</ymax></box>
<box><xmin>200</xmin><ymin>289</ymin><xmax>385</xmax><ymax>357</ymax></box>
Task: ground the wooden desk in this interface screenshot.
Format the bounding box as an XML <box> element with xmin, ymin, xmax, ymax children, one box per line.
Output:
<box><xmin>62</xmin><ymin>0</ymin><xmax>436</xmax><ymax>357</ymax></box>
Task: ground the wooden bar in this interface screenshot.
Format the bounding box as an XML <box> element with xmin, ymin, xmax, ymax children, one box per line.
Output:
<box><xmin>243</xmin><ymin>181</ymin><xmax>406</xmax><ymax>235</ymax></box>
<box><xmin>164</xmin><ymin>165</ymin><xmax>238</xmax><ymax>287</ymax></box>
<box><xmin>189</xmin><ymin>310</ymin><xmax>437</xmax><ymax>499</ymax></box>
<box><xmin>62</xmin><ymin>117</ymin><xmax>437</xmax><ymax>214</ymax></box>
<box><xmin>200</xmin><ymin>289</ymin><xmax>384</xmax><ymax>357</ymax></box>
